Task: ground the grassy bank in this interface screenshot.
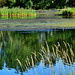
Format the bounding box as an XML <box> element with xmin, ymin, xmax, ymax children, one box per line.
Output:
<box><xmin>0</xmin><ymin>7</ymin><xmax>36</xmax><ymax>19</ymax></box>
<box><xmin>62</xmin><ymin>8</ymin><xmax>75</xmax><ymax>17</ymax></box>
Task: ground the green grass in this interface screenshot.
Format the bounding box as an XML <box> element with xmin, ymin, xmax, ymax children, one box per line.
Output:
<box><xmin>0</xmin><ymin>7</ymin><xmax>36</xmax><ymax>19</ymax></box>
<box><xmin>62</xmin><ymin>8</ymin><xmax>75</xmax><ymax>17</ymax></box>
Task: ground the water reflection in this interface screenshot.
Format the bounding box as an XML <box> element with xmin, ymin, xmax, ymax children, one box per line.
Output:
<box><xmin>0</xmin><ymin>29</ymin><xmax>75</xmax><ymax>75</ymax></box>
<box><xmin>0</xmin><ymin>15</ymin><xmax>36</xmax><ymax>20</ymax></box>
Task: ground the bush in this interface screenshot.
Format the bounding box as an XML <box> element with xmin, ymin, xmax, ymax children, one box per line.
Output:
<box><xmin>62</xmin><ymin>8</ymin><xmax>75</xmax><ymax>16</ymax></box>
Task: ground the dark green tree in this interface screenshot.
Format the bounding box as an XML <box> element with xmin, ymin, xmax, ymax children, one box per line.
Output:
<box><xmin>67</xmin><ymin>0</ymin><xmax>75</xmax><ymax>7</ymax></box>
<box><xmin>0</xmin><ymin>0</ymin><xmax>6</xmax><ymax>7</ymax></box>
<box><xmin>54</xmin><ymin>0</ymin><xmax>66</xmax><ymax>8</ymax></box>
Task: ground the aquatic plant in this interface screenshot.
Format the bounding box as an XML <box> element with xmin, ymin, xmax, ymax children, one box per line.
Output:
<box><xmin>0</xmin><ymin>7</ymin><xmax>36</xmax><ymax>19</ymax></box>
<box><xmin>17</xmin><ymin>41</ymin><xmax>75</xmax><ymax>75</ymax></box>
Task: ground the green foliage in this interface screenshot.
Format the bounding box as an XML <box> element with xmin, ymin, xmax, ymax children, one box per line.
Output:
<box><xmin>71</xmin><ymin>8</ymin><xmax>75</xmax><ymax>11</ymax></box>
<box><xmin>0</xmin><ymin>7</ymin><xmax>36</xmax><ymax>19</ymax></box>
<box><xmin>0</xmin><ymin>31</ymin><xmax>41</xmax><ymax>71</ymax></box>
<box><xmin>67</xmin><ymin>0</ymin><xmax>75</xmax><ymax>7</ymax></box>
<box><xmin>29</xmin><ymin>0</ymin><xmax>33</xmax><ymax>8</ymax></box>
<box><xmin>54</xmin><ymin>0</ymin><xmax>66</xmax><ymax>9</ymax></box>
<box><xmin>62</xmin><ymin>8</ymin><xmax>75</xmax><ymax>16</ymax></box>
<box><xmin>0</xmin><ymin>0</ymin><xmax>6</xmax><ymax>7</ymax></box>
<box><xmin>0</xmin><ymin>0</ymin><xmax>75</xmax><ymax>9</ymax></box>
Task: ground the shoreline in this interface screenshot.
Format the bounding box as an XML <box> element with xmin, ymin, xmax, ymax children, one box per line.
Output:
<box><xmin>0</xmin><ymin>26</ymin><xmax>75</xmax><ymax>31</ymax></box>
<box><xmin>0</xmin><ymin>10</ymin><xmax>75</xmax><ymax>31</ymax></box>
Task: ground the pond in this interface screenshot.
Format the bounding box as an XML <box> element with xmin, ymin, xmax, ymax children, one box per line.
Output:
<box><xmin>0</xmin><ymin>10</ymin><xmax>75</xmax><ymax>75</ymax></box>
<box><xmin>0</xmin><ymin>29</ymin><xmax>75</xmax><ymax>75</ymax></box>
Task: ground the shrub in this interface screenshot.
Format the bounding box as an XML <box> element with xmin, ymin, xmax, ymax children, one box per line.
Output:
<box><xmin>62</xmin><ymin>8</ymin><xmax>75</xmax><ymax>16</ymax></box>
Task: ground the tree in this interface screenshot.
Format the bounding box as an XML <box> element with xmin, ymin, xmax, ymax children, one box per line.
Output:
<box><xmin>67</xmin><ymin>0</ymin><xmax>75</xmax><ymax>7</ymax></box>
<box><xmin>54</xmin><ymin>0</ymin><xmax>66</xmax><ymax>8</ymax></box>
<box><xmin>0</xmin><ymin>0</ymin><xmax>6</xmax><ymax>7</ymax></box>
<box><xmin>12</xmin><ymin>0</ymin><xmax>25</xmax><ymax>8</ymax></box>
<box><xmin>5</xmin><ymin>0</ymin><xmax>13</xmax><ymax>8</ymax></box>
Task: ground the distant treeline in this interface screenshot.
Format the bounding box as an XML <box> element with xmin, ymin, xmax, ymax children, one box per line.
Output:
<box><xmin>0</xmin><ymin>0</ymin><xmax>75</xmax><ymax>9</ymax></box>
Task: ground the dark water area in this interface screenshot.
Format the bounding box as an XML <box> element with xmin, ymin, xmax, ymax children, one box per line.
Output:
<box><xmin>0</xmin><ymin>29</ymin><xmax>75</xmax><ymax>75</ymax></box>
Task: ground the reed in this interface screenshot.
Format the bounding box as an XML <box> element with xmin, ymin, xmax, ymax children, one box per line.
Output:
<box><xmin>0</xmin><ymin>7</ymin><xmax>36</xmax><ymax>19</ymax></box>
<box><xmin>17</xmin><ymin>41</ymin><xmax>75</xmax><ymax>75</ymax></box>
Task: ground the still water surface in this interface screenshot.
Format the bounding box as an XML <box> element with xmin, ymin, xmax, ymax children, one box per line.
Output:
<box><xmin>0</xmin><ymin>29</ymin><xmax>75</xmax><ymax>75</ymax></box>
